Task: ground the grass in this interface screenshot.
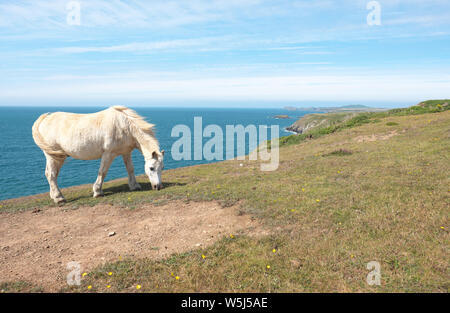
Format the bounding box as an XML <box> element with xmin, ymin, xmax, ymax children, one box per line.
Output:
<box><xmin>277</xmin><ymin>100</ymin><xmax>450</xmax><ymax>148</ymax></box>
<box><xmin>1</xmin><ymin>101</ymin><xmax>449</xmax><ymax>293</ymax></box>
<box><xmin>287</xmin><ymin>112</ymin><xmax>357</xmax><ymax>133</ymax></box>
<box><xmin>0</xmin><ymin>281</ymin><xmax>43</xmax><ymax>293</ymax></box>
<box><xmin>323</xmin><ymin>149</ymin><xmax>353</xmax><ymax>157</ymax></box>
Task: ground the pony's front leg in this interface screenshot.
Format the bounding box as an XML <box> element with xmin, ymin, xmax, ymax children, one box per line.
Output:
<box><xmin>44</xmin><ymin>153</ymin><xmax>66</xmax><ymax>204</ymax></box>
<box><xmin>122</xmin><ymin>153</ymin><xmax>141</xmax><ymax>191</ymax></box>
<box><xmin>93</xmin><ymin>153</ymin><xmax>115</xmax><ymax>198</ymax></box>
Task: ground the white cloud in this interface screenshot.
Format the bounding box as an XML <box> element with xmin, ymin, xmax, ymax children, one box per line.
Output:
<box><xmin>0</xmin><ymin>0</ymin><xmax>265</xmax><ymax>29</ymax></box>
<box><xmin>53</xmin><ymin>37</ymin><xmax>223</xmax><ymax>53</ymax></box>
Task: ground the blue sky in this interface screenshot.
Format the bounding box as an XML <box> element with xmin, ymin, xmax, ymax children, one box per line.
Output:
<box><xmin>0</xmin><ymin>0</ymin><xmax>449</xmax><ymax>107</ymax></box>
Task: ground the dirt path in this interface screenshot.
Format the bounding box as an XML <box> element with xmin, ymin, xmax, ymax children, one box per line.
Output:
<box><xmin>0</xmin><ymin>201</ymin><xmax>261</xmax><ymax>291</ymax></box>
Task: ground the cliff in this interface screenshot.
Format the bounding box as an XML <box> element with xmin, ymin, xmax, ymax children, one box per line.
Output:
<box><xmin>286</xmin><ymin>112</ymin><xmax>357</xmax><ymax>134</ymax></box>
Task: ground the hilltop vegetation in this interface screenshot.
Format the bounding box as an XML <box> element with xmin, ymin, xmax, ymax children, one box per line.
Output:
<box><xmin>0</xmin><ymin>100</ymin><xmax>449</xmax><ymax>293</ymax></box>
<box><xmin>286</xmin><ymin>112</ymin><xmax>358</xmax><ymax>134</ymax></box>
<box><xmin>280</xmin><ymin>100</ymin><xmax>450</xmax><ymax>147</ymax></box>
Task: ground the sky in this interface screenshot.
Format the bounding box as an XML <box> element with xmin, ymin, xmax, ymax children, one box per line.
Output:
<box><xmin>0</xmin><ymin>0</ymin><xmax>449</xmax><ymax>108</ymax></box>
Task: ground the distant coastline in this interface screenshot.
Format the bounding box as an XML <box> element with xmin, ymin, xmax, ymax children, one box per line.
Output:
<box><xmin>285</xmin><ymin>105</ymin><xmax>386</xmax><ymax>134</ymax></box>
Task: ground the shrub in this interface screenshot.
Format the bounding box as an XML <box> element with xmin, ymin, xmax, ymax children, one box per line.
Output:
<box><xmin>324</xmin><ymin>149</ymin><xmax>353</xmax><ymax>157</ymax></box>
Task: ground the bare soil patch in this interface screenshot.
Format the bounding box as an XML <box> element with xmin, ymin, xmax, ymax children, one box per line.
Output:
<box><xmin>0</xmin><ymin>201</ymin><xmax>261</xmax><ymax>291</ymax></box>
<box><xmin>353</xmin><ymin>130</ymin><xmax>399</xmax><ymax>143</ymax></box>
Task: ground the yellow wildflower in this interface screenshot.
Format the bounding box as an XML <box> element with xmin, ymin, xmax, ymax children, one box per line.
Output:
<box><xmin>202</xmin><ymin>254</ymin><xmax>206</xmax><ymax>259</ymax></box>
<box><xmin>108</xmin><ymin>272</ymin><xmax>113</xmax><ymax>276</ymax></box>
<box><xmin>266</xmin><ymin>265</ymin><xmax>271</xmax><ymax>269</ymax></box>
<box><xmin>175</xmin><ymin>276</ymin><xmax>180</xmax><ymax>280</ymax></box>
<box><xmin>82</xmin><ymin>272</ymin><xmax>88</xmax><ymax>277</ymax></box>
<box><xmin>272</xmin><ymin>249</ymin><xmax>276</xmax><ymax>253</ymax></box>
<box><xmin>87</xmin><ymin>285</ymin><xmax>92</xmax><ymax>290</ymax></box>
<box><xmin>136</xmin><ymin>285</ymin><xmax>141</xmax><ymax>290</ymax></box>
<box><xmin>106</xmin><ymin>285</ymin><xmax>111</xmax><ymax>289</ymax></box>
<box><xmin>230</xmin><ymin>234</ymin><xmax>234</xmax><ymax>239</ymax></box>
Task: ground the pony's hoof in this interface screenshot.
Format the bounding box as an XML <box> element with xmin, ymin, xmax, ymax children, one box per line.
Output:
<box><xmin>93</xmin><ymin>193</ymin><xmax>104</xmax><ymax>198</ymax></box>
<box><xmin>54</xmin><ymin>197</ymin><xmax>66</xmax><ymax>204</ymax></box>
<box><xmin>130</xmin><ymin>183</ymin><xmax>142</xmax><ymax>191</ymax></box>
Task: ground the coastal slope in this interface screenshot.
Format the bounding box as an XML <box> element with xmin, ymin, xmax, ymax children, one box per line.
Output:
<box><xmin>0</xmin><ymin>101</ymin><xmax>449</xmax><ymax>293</ymax></box>
<box><xmin>286</xmin><ymin>112</ymin><xmax>357</xmax><ymax>134</ymax></box>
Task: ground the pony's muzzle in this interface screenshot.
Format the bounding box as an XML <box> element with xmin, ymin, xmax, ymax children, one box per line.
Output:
<box><xmin>152</xmin><ymin>183</ymin><xmax>162</xmax><ymax>190</ymax></box>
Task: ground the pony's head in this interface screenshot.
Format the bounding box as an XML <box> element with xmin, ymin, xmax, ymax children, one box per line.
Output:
<box><xmin>145</xmin><ymin>150</ymin><xmax>164</xmax><ymax>190</ymax></box>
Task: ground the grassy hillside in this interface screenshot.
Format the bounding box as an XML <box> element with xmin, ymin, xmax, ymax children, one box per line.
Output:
<box><xmin>1</xmin><ymin>102</ymin><xmax>449</xmax><ymax>293</ymax></box>
<box><xmin>286</xmin><ymin>112</ymin><xmax>358</xmax><ymax>134</ymax></box>
<box><xmin>280</xmin><ymin>99</ymin><xmax>450</xmax><ymax>147</ymax></box>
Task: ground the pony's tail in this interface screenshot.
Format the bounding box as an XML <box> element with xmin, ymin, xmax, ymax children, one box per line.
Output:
<box><xmin>32</xmin><ymin>113</ymin><xmax>66</xmax><ymax>158</ymax></box>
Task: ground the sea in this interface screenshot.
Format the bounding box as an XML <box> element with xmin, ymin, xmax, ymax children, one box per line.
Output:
<box><xmin>0</xmin><ymin>106</ymin><xmax>313</xmax><ymax>200</ymax></box>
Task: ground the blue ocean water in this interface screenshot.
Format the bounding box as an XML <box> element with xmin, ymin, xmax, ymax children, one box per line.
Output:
<box><xmin>0</xmin><ymin>107</ymin><xmax>311</xmax><ymax>200</ymax></box>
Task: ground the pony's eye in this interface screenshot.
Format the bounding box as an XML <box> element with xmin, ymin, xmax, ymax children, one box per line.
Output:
<box><xmin>150</xmin><ymin>167</ymin><xmax>155</xmax><ymax>171</ymax></box>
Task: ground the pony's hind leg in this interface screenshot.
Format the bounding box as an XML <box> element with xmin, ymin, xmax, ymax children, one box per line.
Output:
<box><xmin>122</xmin><ymin>153</ymin><xmax>141</xmax><ymax>191</ymax></box>
<box><xmin>93</xmin><ymin>152</ymin><xmax>115</xmax><ymax>198</ymax></box>
<box><xmin>44</xmin><ymin>153</ymin><xmax>66</xmax><ymax>204</ymax></box>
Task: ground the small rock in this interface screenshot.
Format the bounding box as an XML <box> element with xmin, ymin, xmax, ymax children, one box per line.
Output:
<box><xmin>32</xmin><ymin>208</ymin><xmax>41</xmax><ymax>214</ymax></box>
<box><xmin>195</xmin><ymin>243</ymin><xmax>201</xmax><ymax>247</ymax></box>
<box><xmin>108</xmin><ymin>231</ymin><xmax>116</xmax><ymax>237</ymax></box>
<box><xmin>239</xmin><ymin>163</ymin><xmax>243</xmax><ymax>167</ymax></box>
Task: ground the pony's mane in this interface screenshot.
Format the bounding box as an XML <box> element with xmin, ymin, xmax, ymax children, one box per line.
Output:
<box><xmin>112</xmin><ymin>106</ymin><xmax>155</xmax><ymax>137</ymax></box>
<box><xmin>112</xmin><ymin>106</ymin><xmax>159</xmax><ymax>155</ymax></box>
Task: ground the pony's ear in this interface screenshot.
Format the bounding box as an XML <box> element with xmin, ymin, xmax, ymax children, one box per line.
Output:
<box><xmin>152</xmin><ymin>151</ymin><xmax>158</xmax><ymax>159</ymax></box>
<box><xmin>161</xmin><ymin>150</ymin><xmax>165</xmax><ymax>156</ymax></box>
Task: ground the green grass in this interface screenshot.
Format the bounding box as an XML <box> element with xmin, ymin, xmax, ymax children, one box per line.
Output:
<box><xmin>0</xmin><ymin>281</ymin><xmax>43</xmax><ymax>293</ymax></box>
<box><xmin>323</xmin><ymin>149</ymin><xmax>353</xmax><ymax>157</ymax></box>
<box><xmin>1</xmin><ymin>101</ymin><xmax>449</xmax><ymax>293</ymax></box>
<box><xmin>276</xmin><ymin>100</ymin><xmax>449</xmax><ymax>148</ymax></box>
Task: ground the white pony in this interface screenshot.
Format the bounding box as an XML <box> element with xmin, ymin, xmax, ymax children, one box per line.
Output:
<box><xmin>32</xmin><ymin>106</ymin><xmax>164</xmax><ymax>203</ymax></box>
